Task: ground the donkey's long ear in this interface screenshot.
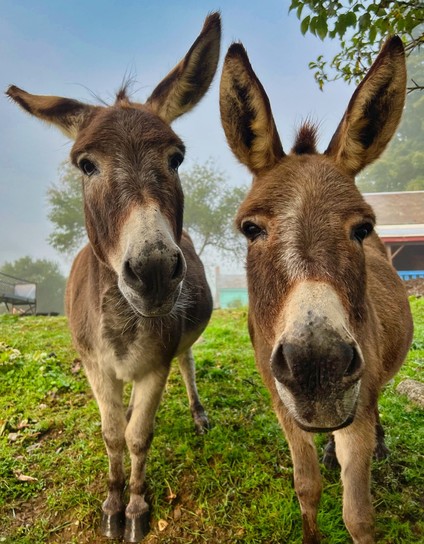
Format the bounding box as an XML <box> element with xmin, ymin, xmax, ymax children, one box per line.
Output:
<box><xmin>325</xmin><ymin>36</ymin><xmax>406</xmax><ymax>176</ymax></box>
<box><xmin>220</xmin><ymin>43</ymin><xmax>285</xmax><ymax>175</ymax></box>
<box><xmin>146</xmin><ymin>12</ymin><xmax>221</xmax><ymax>124</ymax></box>
<box><xmin>6</xmin><ymin>85</ymin><xmax>95</xmax><ymax>139</ymax></box>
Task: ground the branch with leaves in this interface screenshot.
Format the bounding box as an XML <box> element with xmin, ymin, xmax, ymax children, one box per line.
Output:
<box><xmin>289</xmin><ymin>1</ymin><xmax>424</xmax><ymax>90</ymax></box>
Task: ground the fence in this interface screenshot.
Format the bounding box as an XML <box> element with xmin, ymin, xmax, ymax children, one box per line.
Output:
<box><xmin>0</xmin><ymin>272</ymin><xmax>36</xmax><ymax>314</ymax></box>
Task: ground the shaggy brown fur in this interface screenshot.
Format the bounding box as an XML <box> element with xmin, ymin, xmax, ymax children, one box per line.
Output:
<box><xmin>220</xmin><ymin>36</ymin><xmax>412</xmax><ymax>544</ymax></box>
<box><xmin>7</xmin><ymin>12</ymin><xmax>221</xmax><ymax>542</ymax></box>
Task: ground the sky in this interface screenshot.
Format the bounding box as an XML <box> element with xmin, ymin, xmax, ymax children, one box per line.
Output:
<box><xmin>0</xmin><ymin>0</ymin><xmax>355</xmax><ymax>276</ymax></box>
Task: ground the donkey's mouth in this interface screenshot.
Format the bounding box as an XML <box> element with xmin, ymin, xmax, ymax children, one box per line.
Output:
<box><xmin>293</xmin><ymin>413</ymin><xmax>355</xmax><ymax>433</ymax></box>
<box><xmin>274</xmin><ymin>378</ymin><xmax>360</xmax><ymax>433</ymax></box>
<box><xmin>120</xmin><ymin>281</ymin><xmax>182</xmax><ymax>318</ymax></box>
<box><xmin>288</xmin><ymin>401</ymin><xmax>357</xmax><ymax>433</ymax></box>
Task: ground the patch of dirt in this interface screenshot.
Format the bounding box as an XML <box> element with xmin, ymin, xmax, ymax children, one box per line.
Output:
<box><xmin>404</xmin><ymin>278</ymin><xmax>424</xmax><ymax>297</ymax></box>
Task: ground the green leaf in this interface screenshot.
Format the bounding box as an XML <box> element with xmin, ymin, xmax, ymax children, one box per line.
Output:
<box><xmin>334</xmin><ymin>13</ymin><xmax>348</xmax><ymax>38</ymax></box>
<box><xmin>345</xmin><ymin>11</ymin><xmax>357</xmax><ymax>28</ymax></box>
<box><xmin>309</xmin><ymin>16</ymin><xmax>318</xmax><ymax>36</ymax></box>
<box><xmin>301</xmin><ymin>15</ymin><xmax>311</xmax><ymax>35</ymax></box>
<box><xmin>297</xmin><ymin>4</ymin><xmax>304</xmax><ymax>19</ymax></box>
<box><xmin>316</xmin><ymin>16</ymin><xmax>328</xmax><ymax>40</ymax></box>
<box><xmin>368</xmin><ymin>25</ymin><xmax>377</xmax><ymax>44</ymax></box>
<box><xmin>288</xmin><ymin>0</ymin><xmax>299</xmax><ymax>13</ymax></box>
<box><xmin>358</xmin><ymin>12</ymin><xmax>371</xmax><ymax>31</ymax></box>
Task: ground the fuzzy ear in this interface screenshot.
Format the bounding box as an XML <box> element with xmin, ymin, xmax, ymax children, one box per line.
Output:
<box><xmin>325</xmin><ymin>36</ymin><xmax>406</xmax><ymax>176</ymax></box>
<box><xmin>6</xmin><ymin>85</ymin><xmax>95</xmax><ymax>139</ymax></box>
<box><xmin>146</xmin><ymin>12</ymin><xmax>221</xmax><ymax>124</ymax></box>
<box><xmin>220</xmin><ymin>43</ymin><xmax>285</xmax><ymax>175</ymax></box>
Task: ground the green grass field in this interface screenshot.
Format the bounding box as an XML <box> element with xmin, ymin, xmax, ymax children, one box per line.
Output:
<box><xmin>0</xmin><ymin>299</ymin><xmax>423</xmax><ymax>543</ymax></box>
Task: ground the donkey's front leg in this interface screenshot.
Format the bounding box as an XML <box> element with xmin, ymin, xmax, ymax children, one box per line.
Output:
<box><xmin>178</xmin><ymin>348</ymin><xmax>209</xmax><ymax>433</ymax></box>
<box><xmin>85</xmin><ymin>366</ymin><xmax>127</xmax><ymax>539</ymax></box>
<box><xmin>124</xmin><ymin>366</ymin><xmax>169</xmax><ymax>542</ymax></box>
<box><xmin>334</xmin><ymin>414</ymin><xmax>376</xmax><ymax>544</ymax></box>
<box><xmin>275</xmin><ymin>406</ymin><xmax>322</xmax><ymax>544</ymax></box>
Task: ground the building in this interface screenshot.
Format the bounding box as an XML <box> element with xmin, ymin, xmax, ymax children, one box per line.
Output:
<box><xmin>214</xmin><ymin>267</ymin><xmax>248</xmax><ymax>309</ymax></box>
<box><xmin>363</xmin><ymin>191</ymin><xmax>424</xmax><ymax>279</ymax></box>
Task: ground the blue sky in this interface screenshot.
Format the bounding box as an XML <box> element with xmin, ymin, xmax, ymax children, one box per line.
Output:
<box><xmin>0</xmin><ymin>0</ymin><xmax>354</xmax><ymax>274</ymax></box>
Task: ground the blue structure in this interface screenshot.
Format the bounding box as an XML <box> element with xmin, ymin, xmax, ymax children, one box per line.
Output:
<box><xmin>398</xmin><ymin>270</ymin><xmax>424</xmax><ymax>280</ymax></box>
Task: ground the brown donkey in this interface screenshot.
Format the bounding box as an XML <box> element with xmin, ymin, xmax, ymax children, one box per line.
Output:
<box><xmin>220</xmin><ymin>37</ymin><xmax>413</xmax><ymax>543</ymax></box>
<box><xmin>7</xmin><ymin>13</ymin><xmax>220</xmax><ymax>542</ymax></box>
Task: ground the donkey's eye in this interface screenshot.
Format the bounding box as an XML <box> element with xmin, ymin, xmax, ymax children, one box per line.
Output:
<box><xmin>352</xmin><ymin>223</ymin><xmax>373</xmax><ymax>243</ymax></box>
<box><xmin>79</xmin><ymin>158</ymin><xmax>98</xmax><ymax>177</ymax></box>
<box><xmin>241</xmin><ymin>221</ymin><xmax>264</xmax><ymax>241</ymax></box>
<box><xmin>169</xmin><ymin>153</ymin><xmax>184</xmax><ymax>172</ymax></box>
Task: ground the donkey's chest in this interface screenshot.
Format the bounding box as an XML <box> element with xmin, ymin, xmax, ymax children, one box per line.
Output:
<box><xmin>98</xmin><ymin>314</ymin><xmax>179</xmax><ymax>382</ymax></box>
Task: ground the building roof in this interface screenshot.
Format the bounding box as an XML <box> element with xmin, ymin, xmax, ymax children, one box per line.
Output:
<box><xmin>363</xmin><ymin>191</ymin><xmax>424</xmax><ymax>242</ymax></box>
<box><xmin>363</xmin><ymin>191</ymin><xmax>424</xmax><ymax>226</ymax></box>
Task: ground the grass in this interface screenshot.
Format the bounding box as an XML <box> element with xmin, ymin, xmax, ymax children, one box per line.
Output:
<box><xmin>0</xmin><ymin>298</ymin><xmax>423</xmax><ymax>543</ymax></box>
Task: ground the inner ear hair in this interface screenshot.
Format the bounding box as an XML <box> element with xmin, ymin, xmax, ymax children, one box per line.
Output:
<box><xmin>220</xmin><ymin>42</ymin><xmax>284</xmax><ymax>175</ymax></box>
<box><xmin>6</xmin><ymin>85</ymin><xmax>94</xmax><ymax>139</ymax></box>
<box><xmin>146</xmin><ymin>12</ymin><xmax>221</xmax><ymax>124</ymax></box>
<box><xmin>325</xmin><ymin>36</ymin><xmax>406</xmax><ymax>175</ymax></box>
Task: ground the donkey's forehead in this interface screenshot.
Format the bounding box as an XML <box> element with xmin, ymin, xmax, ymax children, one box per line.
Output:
<box><xmin>240</xmin><ymin>155</ymin><xmax>373</xmax><ymax>218</ymax></box>
<box><xmin>71</xmin><ymin>105</ymin><xmax>184</xmax><ymax>158</ymax></box>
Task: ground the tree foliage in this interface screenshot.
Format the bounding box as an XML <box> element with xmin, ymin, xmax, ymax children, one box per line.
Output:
<box><xmin>357</xmin><ymin>50</ymin><xmax>424</xmax><ymax>192</ymax></box>
<box><xmin>289</xmin><ymin>1</ymin><xmax>424</xmax><ymax>90</ymax></box>
<box><xmin>46</xmin><ymin>159</ymin><xmax>247</xmax><ymax>261</ymax></box>
<box><xmin>47</xmin><ymin>161</ymin><xmax>86</xmax><ymax>257</ymax></box>
<box><xmin>0</xmin><ymin>257</ymin><xmax>66</xmax><ymax>314</ymax></box>
<box><xmin>181</xmin><ymin>160</ymin><xmax>247</xmax><ymax>259</ymax></box>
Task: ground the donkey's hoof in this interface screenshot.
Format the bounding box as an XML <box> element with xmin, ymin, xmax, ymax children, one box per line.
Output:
<box><xmin>192</xmin><ymin>406</ymin><xmax>210</xmax><ymax>434</ymax></box>
<box><xmin>124</xmin><ymin>511</ymin><xmax>150</xmax><ymax>542</ymax></box>
<box><xmin>322</xmin><ymin>440</ymin><xmax>340</xmax><ymax>470</ymax></box>
<box><xmin>374</xmin><ymin>441</ymin><xmax>390</xmax><ymax>461</ymax></box>
<box><xmin>194</xmin><ymin>413</ymin><xmax>210</xmax><ymax>434</ymax></box>
<box><xmin>101</xmin><ymin>510</ymin><xmax>125</xmax><ymax>539</ymax></box>
<box><xmin>322</xmin><ymin>450</ymin><xmax>339</xmax><ymax>470</ymax></box>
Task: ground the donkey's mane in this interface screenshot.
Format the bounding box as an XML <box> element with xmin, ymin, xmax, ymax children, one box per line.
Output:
<box><xmin>115</xmin><ymin>83</ymin><xmax>133</xmax><ymax>104</ymax></box>
<box><xmin>115</xmin><ymin>75</ymin><xmax>138</xmax><ymax>105</ymax></box>
<box><xmin>292</xmin><ymin>122</ymin><xmax>318</xmax><ymax>155</ymax></box>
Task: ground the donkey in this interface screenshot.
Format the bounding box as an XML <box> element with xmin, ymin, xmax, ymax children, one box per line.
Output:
<box><xmin>220</xmin><ymin>37</ymin><xmax>413</xmax><ymax>544</ymax></box>
<box><xmin>7</xmin><ymin>12</ymin><xmax>220</xmax><ymax>542</ymax></box>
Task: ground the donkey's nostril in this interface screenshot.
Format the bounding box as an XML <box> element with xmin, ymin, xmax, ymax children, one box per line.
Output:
<box><xmin>123</xmin><ymin>259</ymin><xmax>140</xmax><ymax>286</ymax></box>
<box><xmin>171</xmin><ymin>252</ymin><xmax>185</xmax><ymax>281</ymax></box>
<box><xmin>270</xmin><ymin>343</ymin><xmax>293</xmax><ymax>384</ymax></box>
<box><xmin>344</xmin><ymin>346</ymin><xmax>362</xmax><ymax>378</ymax></box>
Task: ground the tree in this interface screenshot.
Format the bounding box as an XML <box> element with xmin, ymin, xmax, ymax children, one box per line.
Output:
<box><xmin>357</xmin><ymin>50</ymin><xmax>424</xmax><ymax>192</ymax></box>
<box><xmin>0</xmin><ymin>257</ymin><xmax>66</xmax><ymax>314</ymax></box>
<box><xmin>47</xmin><ymin>159</ymin><xmax>247</xmax><ymax>260</ymax></box>
<box><xmin>289</xmin><ymin>1</ymin><xmax>424</xmax><ymax>91</ymax></box>
<box><xmin>47</xmin><ymin>161</ymin><xmax>86</xmax><ymax>257</ymax></box>
<box><xmin>181</xmin><ymin>160</ymin><xmax>247</xmax><ymax>259</ymax></box>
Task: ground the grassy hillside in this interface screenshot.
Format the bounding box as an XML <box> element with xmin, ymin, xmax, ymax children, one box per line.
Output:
<box><xmin>0</xmin><ymin>299</ymin><xmax>423</xmax><ymax>543</ymax></box>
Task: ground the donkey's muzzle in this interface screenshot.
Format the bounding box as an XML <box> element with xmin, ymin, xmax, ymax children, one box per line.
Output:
<box><xmin>121</xmin><ymin>243</ymin><xmax>186</xmax><ymax>316</ymax></box>
<box><xmin>271</xmin><ymin>332</ymin><xmax>364</xmax><ymax>431</ymax></box>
